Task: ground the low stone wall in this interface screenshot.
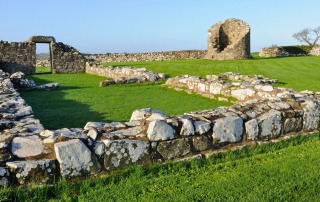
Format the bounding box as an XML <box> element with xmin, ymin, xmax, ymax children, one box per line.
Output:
<box><xmin>259</xmin><ymin>46</ymin><xmax>312</xmax><ymax>57</ymax></box>
<box><xmin>1</xmin><ymin>69</ymin><xmax>320</xmax><ymax>188</ymax></box>
<box><xmin>0</xmin><ymin>41</ymin><xmax>36</xmax><ymax>74</ymax></box>
<box><xmin>86</xmin><ymin>61</ymin><xmax>163</xmax><ymax>84</ymax></box>
<box><xmin>85</xmin><ymin>50</ymin><xmax>206</xmax><ymax>63</ymax></box>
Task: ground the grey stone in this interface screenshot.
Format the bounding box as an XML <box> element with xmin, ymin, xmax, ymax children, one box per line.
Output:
<box><xmin>40</xmin><ymin>129</ymin><xmax>54</xmax><ymax>138</ymax></box>
<box><xmin>245</xmin><ymin>119</ymin><xmax>259</xmax><ymax>140</ymax></box>
<box><xmin>0</xmin><ymin>167</ymin><xmax>9</xmax><ymax>187</ymax></box>
<box><xmin>11</xmin><ymin>135</ymin><xmax>44</xmax><ymax>158</ymax></box>
<box><xmin>6</xmin><ymin>160</ymin><xmax>57</xmax><ymax>185</ymax></box>
<box><xmin>258</xmin><ymin>109</ymin><xmax>282</xmax><ymax>138</ymax></box>
<box><xmin>302</xmin><ymin>100</ymin><xmax>320</xmax><ymax>131</ymax></box>
<box><xmin>147</xmin><ymin>120</ymin><xmax>175</xmax><ymax>141</ymax></box>
<box><xmin>180</xmin><ymin>118</ymin><xmax>195</xmax><ymax>136</ymax></box>
<box><xmin>54</xmin><ymin>139</ymin><xmax>101</xmax><ymax>178</ymax></box>
<box><xmin>157</xmin><ymin>138</ymin><xmax>191</xmax><ymax>160</ymax></box>
<box><xmin>192</xmin><ymin>136</ymin><xmax>211</xmax><ymax>151</ymax></box>
<box><xmin>194</xmin><ymin>121</ymin><xmax>211</xmax><ymax>135</ymax></box>
<box><xmin>284</xmin><ymin>118</ymin><xmax>303</xmax><ymax>134</ymax></box>
<box><xmin>110</xmin><ymin>126</ymin><xmax>144</xmax><ymax>137</ymax></box>
<box><xmin>87</xmin><ymin>129</ymin><xmax>99</xmax><ymax>140</ymax></box>
<box><xmin>43</xmin><ymin>134</ymin><xmax>58</xmax><ymax>144</ymax></box>
<box><xmin>15</xmin><ymin>106</ymin><xmax>33</xmax><ymax>117</ymax></box>
<box><xmin>130</xmin><ymin>108</ymin><xmax>166</xmax><ymax>122</ymax></box>
<box><xmin>103</xmin><ymin>139</ymin><xmax>150</xmax><ymax>171</ymax></box>
<box><xmin>84</xmin><ymin>122</ymin><xmax>104</xmax><ymax>130</ymax></box>
<box><xmin>212</xmin><ymin>116</ymin><xmax>243</xmax><ymax>143</ymax></box>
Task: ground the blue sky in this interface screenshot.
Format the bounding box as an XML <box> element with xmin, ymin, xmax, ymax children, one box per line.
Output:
<box><xmin>1</xmin><ymin>0</ymin><xmax>320</xmax><ymax>53</ymax></box>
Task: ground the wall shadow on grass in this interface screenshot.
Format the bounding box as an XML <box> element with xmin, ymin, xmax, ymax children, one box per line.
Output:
<box><xmin>19</xmin><ymin>76</ymin><xmax>108</xmax><ymax>130</ymax></box>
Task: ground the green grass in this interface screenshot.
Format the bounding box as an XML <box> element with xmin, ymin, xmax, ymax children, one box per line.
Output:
<box><xmin>21</xmin><ymin>73</ymin><xmax>229</xmax><ymax>129</ymax></box>
<box><xmin>1</xmin><ymin>133</ymin><xmax>320</xmax><ymax>201</ymax></box>
<box><xmin>104</xmin><ymin>55</ymin><xmax>320</xmax><ymax>92</ymax></box>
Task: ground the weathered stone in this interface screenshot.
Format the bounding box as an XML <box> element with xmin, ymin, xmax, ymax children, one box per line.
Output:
<box><xmin>36</xmin><ymin>83</ymin><xmax>59</xmax><ymax>90</ymax></box>
<box><xmin>180</xmin><ymin>118</ymin><xmax>195</xmax><ymax>136</ymax></box>
<box><xmin>157</xmin><ymin>138</ymin><xmax>191</xmax><ymax>160</ymax></box>
<box><xmin>55</xmin><ymin>128</ymin><xmax>86</xmax><ymax>139</ymax></box>
<box><xmin>54</xmin><ymin>139</ymin><xmax>101</xmax><ymax>178</ymax></box>
<box><xmin>40</xmin><ymin>129</ymin><xmax>54</xmax><ymax>137</ymax></box>
<box><xmin>103</xmin><ymin>140</ymin><xmax>150</xmax><ymax>171</ymax></box>
<box><xmin>212</xmin><ymin>116</ymin><xmax>243</xmax><ymax>143</ymax></box>
<box><xmin>194</xmin><ymin>121</ymin><xmax>211</xmax><ymax>135</ymax></box>
<box><xmin>302</xmin><ymin>100</ymin><xmax>320</xmax><ymax>131</ymax></box>
<box><xmin>87</xmin><ymin>129</ymin><xmax>99</xmax><ymax>140</ymax></box>
<box><xmin>284</xmin><ymin>118</ymin><xmax>303</xmax><ymax>134</ymax></box>
<box><xmin>130</xmin><ymin>108</ymin><xmax>165</xmax><ymax>122</ymax></box>
<box><xmin>258</xmin><ymin>109</ymin><xmax>282</xmax><ymax>138</ymax></box>
<box><xmin>146</xmin><ymin>112</ymin><xmax>168</xmax><ymax>121</ymax></box>
<box><xmin>110</xmin><ymin>126</ymin><xmax>144</xmax><ymax>137</ymax></box>
<box><xmin>205</xmin><ymin>18</ymin><xmax>250</xmax><ymax>60</ymax></box>
<box><xmin>268</xmin><ymin>101</ymin><xmax>291</xmax><ymax>110</ymax></box>
<box><xmin>11</xmin><ymin>136</ymin><xmax>43</xmax><ymax>158</ymax></box>
<box><xmin>28</xmin><ymin>36</ymin><xmax>56</xmax><ymax>43</ymax></box>
<box><xmin>245</xmin><ymin>119</ymin><xmax>259</xmax><ymax>140</ymax></box>
<box><xmin>15</xmin><ymin>106</ymin><xmax>33</xmax><ymax>117</ymax></box>
<box><xmin>43</xmin><ymin>134</ymin><xmax>58</xmax><ymax>144</ymax></box>
<box><xmin>0</xmin><ymin>167</ymin><xmax>9</xmax><ymax>187</ymax></box>
<box><xmin>84</xmin><ymin>122</ymin><xmax>104</xmax><ymax>130</ymax></box>
<box><xmin>192</xmin><ymin>136</ymin><xmax>211</xmax><ymax>151</ymax></box>
<box><xmin>231</xmin><ymin>88</ymin><xmax>255</xmax><ymax>100</ymax></box>
<box><xmin>147</xmin><ymin>120</ymin><xmax>175</xmax><ymax>141</ymax></box>
<box><xmin>6</xmin><ymin>160</ymin><xmax>57</xmax><ymax>185</ymax></box>
<box><xmin>94</xmin><ymin>141</ymin><xmax>105</xmax><ymax>157</ymax></box>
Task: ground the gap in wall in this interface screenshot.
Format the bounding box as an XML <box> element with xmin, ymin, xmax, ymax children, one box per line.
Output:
<box><xmin>36</xmin><ymin>43</ymin><xmax>52</xmax><ymax>74</ymax></box>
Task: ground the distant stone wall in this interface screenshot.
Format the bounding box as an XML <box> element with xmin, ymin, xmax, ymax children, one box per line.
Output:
<box><xmin>1</xmin><ymin>67</ymin><xmax>320</xmax><ymax>188</ymax></box>
<box><xmin>205</xmin><ymin>18</ymin><xmax>251</xmax><ymax>60</ymax></box>
<box><xmin>0</xmin><ymin>41</ymin><xmax>36</xmax><ymax>74</ymax></box>
<box><xmin>85</xmin><ymin>50</ymin><xmax>206</xmax><ymax>63</ymax></box>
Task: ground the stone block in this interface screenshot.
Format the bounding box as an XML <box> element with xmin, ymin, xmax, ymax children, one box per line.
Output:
<box><xmin>6</xmin><ymin>160</ymin><xmax>58</xmax><ymax>185</ymax></box>
<box><xmin>192</xmin><ymin>135</ymin><xmax>211</xmax><ymax>152</ymax></box>
<box><xmin>54</xmin><ymin>139</ymin><xmax>101</xmax><ymax>179</ymax></box>
<box><xmin>180</xmin><ymin>118</ymin><xmax>195</xmax><ymax>136</ymax></box>
<box><xmin>258</xmin><ymin>109</ymin><xmax>282</xmax><ymax>138</ymax></box>
<box><xmin>194</xmin><ymin>121</ymin><xmax>211</xmax><ymax>135</ymax></box>
<box><xmin>11</xmin><ymin>135</ymin><xmax>44</xmax><ymax>158</ymax></box>
<box><xmin>157</xmin><ymin>138</ymin><xmax>191</xmax><ymax>160</ymax></box>
<box><xmin>302</xmin><ymin>100</ymin><xmax>320</xmax><ymax>131</ymax></box>
<box><xmin>283</xmin><ymin>118</ymin><xmax>303</xmax><ymax>134</ymax></box>
<box><xmin>103</xmin><ymin>140</ymin><xmax>150</xmax><ymax>171</ymax></box>
<box><xmin>0</xmin><ymin>167</ymin><xmax>9</xmax><ymax>187</ymax></box>
<box><xmin>212</xmin><ymin>116</ymin><xmax>243</xmax><ymax>143</ymax></box>
<box><xmin>147</xmin><ymin>120</ymin><xmax>175</xmax><ymax>141</ymax></box>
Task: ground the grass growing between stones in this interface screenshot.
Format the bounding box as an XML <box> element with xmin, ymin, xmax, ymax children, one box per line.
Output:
<box><xmin>1</xmin><ymin>133</ymin><xmax>320</xmax><ymax>201</ymax></box>
<box><xmin>104</xmin><ymin>54</ymin><xmax>320</xmax><ymax>92</ymax></box>
<box><xmin>21</xmin><ymin>72</ymin><xmax>229</xmax><ymax>129</ymax></box>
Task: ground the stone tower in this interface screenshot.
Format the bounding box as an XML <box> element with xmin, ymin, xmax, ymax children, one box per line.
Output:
<box><xmin>205</xmin><ymin>18</ymin><xmax>250</xmax><ymax>60</ymax></box>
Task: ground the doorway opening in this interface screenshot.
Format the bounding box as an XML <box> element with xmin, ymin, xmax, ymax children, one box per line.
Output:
<box><xmin>36</xmin><ymin>43</ymin><xmax>52</xmax><ymax>74</ymax></box>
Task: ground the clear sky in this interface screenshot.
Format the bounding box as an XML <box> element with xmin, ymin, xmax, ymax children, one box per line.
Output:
<box><xmin>1</xmin><ymin>0</ymin><xmax>320</xmax><ymax>54</ymax></box>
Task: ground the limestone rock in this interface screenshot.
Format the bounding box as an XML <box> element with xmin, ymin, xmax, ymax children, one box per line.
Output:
<box><xmin>43</xmin><ymin>134</ymin><xmax>58</xmax><ymax>144</ymax></box>
<box><xmin>87</xmin><ymin>129</ymin><xmax>99</xmax><ymax>140</ymax></box>
<box><xmin>302</xmin><ymin>100</ymin><xmax>320</xmax><ymax>131</ymax></box>
<box><xmin>245</xmin><ymin>119</ymin><xmax>259</xmax><ymax>140</ymax></box>
<box><xmin>192</xmin><ymin>136</ymin><xmax>211</xmax><ymax>151</ymax></box>
<box><xmin>180</xmin><ymin>118</ymin><xmax>195</xmax><ymax>136</ymax></box>
<box><xmin>194</xmin><ymin>121</ymin><xmax>211</xmax><ymax>135</ymax></box>
<box><xmin>15</xmin><ymin>106</ymin><xmax>33</xmax><ymax>118</ymax></box>
<box><xmin>84</xmin><ymin>122</ymin><xmax>104</xmax><ymax>130</ymax></box>
<box><xmin>54</xmin><ymin>139</ymin><xmax>101</xmax><ymax>178</ymax></box>
<box><xmin>6</xmin><ymin>160</ymin><xmax>58</xmax><ymax>185</ymax></box>
<box><xmin>40</xmin><ymin>129</ymin><xmax>54</xmax><ymax>138</ymax></box>
<box><xmin>231</xmin><ymin>88</ymin><xmax>255</xmax><ymax>100</ymax></box>
<box><xmin>157</xmin><ymin>138</ymin><xmax>191</xmax><ymax>160</ymax></box>
<box><xmin>212</xmin><ymin>116</ymin><xmax>243</xmax><ymax>143</ymax></box>
<box><xmin>147</xmin><ymin>120</ymin><xmax>175</xmax><ymax>141</ymax></box>
<box><xmin>258</xmin><ymin>109</ymin><xmax>282</xmax><ymax>138</ymax></box>
<box><xmin>130</xmin><ymin>108</ymin><xmax>166</xmax><ymax>122</ymax></box>
<box><xmin>103</xmin><ymin>140</ymin><xmax>150</xmax><ymax>171</ymax></box>
<box><xmin>0</xmin><ymin>167</ymin><xmax>9</xmax><ymax>187</ymax></box>
<box><xmin>11</xmin><ymin>136</ymin><xmax>43</xmax><ymax>158</ymax></box>
<box><xmin>110</xmin><ymin>126</ymin><xmax>144</xmax><ymax>137</ymax></box>
<box><xmin>283</xmin><ymin>118</ymin><xmax>303</xmax><ymax>134</ymax></box>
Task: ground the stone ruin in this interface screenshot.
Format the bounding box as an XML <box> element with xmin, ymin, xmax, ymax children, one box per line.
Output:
<box><xmin>0</xmin><ymin>36</ymin><xmax>86</xmax><ymax>74</ymax></box>
<box><xmin>205</xmin><ymin>18</ymin><xmax>250</xmax><ymax>60</ymax></box>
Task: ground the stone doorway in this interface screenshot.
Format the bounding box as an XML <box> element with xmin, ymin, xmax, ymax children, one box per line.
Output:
<box><xmin>36</xmin><ymin>43</ymin><xmax>52</xmax><ymax>74</ymax></box>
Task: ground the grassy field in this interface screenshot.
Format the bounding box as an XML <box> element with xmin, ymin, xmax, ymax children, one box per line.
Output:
<box><xmin>1</xmin><ymin>133</ymin><xmax>320</xmax><ymax>201</ymax></box>
<box><xmin>21</xmin><ymin>55</ymin><xmax>320</xmax><ymax>129</ymax></box>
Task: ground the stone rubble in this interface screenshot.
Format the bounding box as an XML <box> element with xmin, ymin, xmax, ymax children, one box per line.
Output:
<box><xmin>1</xmin><ymin>69</ymin><xmax>320</xmax><ymax>188</ymax></box>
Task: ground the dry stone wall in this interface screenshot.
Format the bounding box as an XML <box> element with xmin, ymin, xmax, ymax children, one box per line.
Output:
<box><xmin>205</xmin><ymin>18</ymin><xmax>251</xmax><ymax>60</ymax></box>
<box><xmin>85</xmin><ymin>50</ymin><xmax>206</xmax><ymax>63</ymax></box>
<box><xmin>310</xmin><ymin>45</ymin><xmax>320</xmax><ymax>56</ymax></box>
<box><xmin>1</xmin><ymin>67</ymin><xmax>320</xmax><ymax>188</ymax></box>
<box><xmin>0</xmin><ymin>41</ymin><xmax>36</xmax><ymax>74</ymax></box>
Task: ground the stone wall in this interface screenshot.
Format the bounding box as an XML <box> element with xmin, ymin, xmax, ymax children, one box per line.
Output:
<box><xmin>85</xmin><ymin>50</ymin><xmax>206</xmax><ymax>63</ymax></box>
<box><xmin>205</xmin><ymin>18</ymin><xmax>251</xmax><ymax>60</ymax></box>
<box><xmin>86</xmin><ymin>61</ymin><xmax>163</xmax><ymax>84</ymax></box>
<box><xmin>1</xmin><ymin>67</ymin><xmax>320</xmax><ymax>187</ymax></box>
<box><xmin>0</xmin><ymin>36</ymin><xmax>86</xmax><ymax>75</ymax></box>
<box><xmin>0</xmin><ymin>41</ymin><xmax>36</xmax><ymax>74</ymax></box>
<box><xmin>51</xmin><ymin>42</ymin><xmax>86</xmax><ymax>73</ymax></box>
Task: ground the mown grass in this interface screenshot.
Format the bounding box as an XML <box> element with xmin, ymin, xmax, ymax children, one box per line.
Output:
<box><xmin>104</xmin><ymin>54</ymin><xmax>320</xmax><ymax>92</ymax></box>
<box><xmin>1</xmin><ymin>133</ymin><xmax>320</xmax><ymax>201</ymax></box>
<box><xmin>21</xmin><ymin>69</ymin><xmax>229</xmax><ymax>129</ymax></box>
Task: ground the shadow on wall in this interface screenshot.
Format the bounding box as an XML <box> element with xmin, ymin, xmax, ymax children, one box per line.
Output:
<box><xmin>19</xmin><ymin>76</ymin><xmax>107</xmax><ymax>130</ymax></box>
<box><xmin>0</xmin><ymin>62</ymin><xmax>35</xmax><ymax>75</ymax></box>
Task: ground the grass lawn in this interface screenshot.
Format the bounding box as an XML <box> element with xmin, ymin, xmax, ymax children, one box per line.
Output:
<box><xmin>1</xmin><ymin>134</ymin><xmax>320</xmax><ymax>201</ymax></box>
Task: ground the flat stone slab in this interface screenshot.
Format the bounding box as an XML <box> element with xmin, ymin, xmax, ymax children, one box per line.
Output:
<box><xmin>11</xmin><ymin>135</ymin><xmax>44</xmax><ymax>158</ymax></box>
<box><xmin>54</xmin><ymin>139</ymin><xmax>101</xmax><ymax>178</ymax></box>
<box><xmin>157</xmin><ymin>138</ymin><xmax>191</xmax><ymax>160</ymax></box>
<box><xmin>212</xmin><ymin>116</ymin><xmax>243</xmax><ymax>143</ymax></box>
<box><xmin>147</xmin><ymin>120</ymin><xmax>175</xmax><ymax>141</ymax></box>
